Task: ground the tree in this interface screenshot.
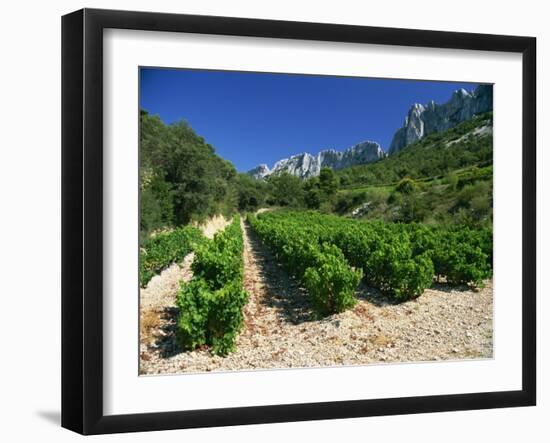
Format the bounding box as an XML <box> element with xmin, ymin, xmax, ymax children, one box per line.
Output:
<box><xmin>395</xmin><ymin>177</ymin><xmax>418</xmax><ymax>195</ymax></box>
<box><xmin>445</xmin><ymin>171</ymin><xmax>459</xmax><ymax>191</ymax></box>
<box><xmin>339</xmin><ymin>173</ymin><xmax>350</xmax><ymax>187</ymax></box>
<box><xmin>233</xmin><ymin>173</ymin><xmax>266</xmax><ymax>211</ymax></box>
<box><xmin>318</xmin><ymin>167</ymin><xmax>338</xmax><ymax>197</ymax></box>
<box><xmin>140</xmin><ymin>172</ymin><xmax>174</xmax><ymax>236</ymax></box>
<box><xmin>303</xmin><ymin>176</ymin><xmax>321</xmax><ymax>209</ymax></box>
<box><xmin>302</xmin><ymin>168</ymin><xmax>339</xmax><ymax>210</ymax></box>
<box><xmin>267</xmin><ymin>172</ymin><xmax>304</xmax><ymax>207</ymax></box>
<box><xmin>139</xmin><ymin>111</ymin><xmax>242</xmax><ymax>240</ymax></box>
<box><xmin>397</xmin><ymin>193</ymin><xmax>427</xmax><ymax>223</ymax></box>
<box><xmin>305</xmin><ymin>188</ymin><xmax>322</xmax><ymax>209</ymax></box>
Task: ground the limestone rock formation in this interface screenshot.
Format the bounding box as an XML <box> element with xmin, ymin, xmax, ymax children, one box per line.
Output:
<box><xmin>248</xmin><ymin>141</ymin><xmax>385</xmax><ymax>180</ymax></box>
<box><xmin>388</xmin><ymin>84</ymin><xmax>493</xmax><ymax>154</ymax></box>
<box><xmin>247</xmin><ymin>164</ymin><xmax>271</xmax><ymax>180</ymax></box>
<box><xmin>247</xmin><ymin>84</ymin><xmax>493</xmax><ymax>179</ymax></box>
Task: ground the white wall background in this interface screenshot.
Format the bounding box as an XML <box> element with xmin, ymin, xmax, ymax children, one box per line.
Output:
<box><xmin>0</xmin><ymin>0</ymin><xmax>546</xmax><ymax>441</ymax></box>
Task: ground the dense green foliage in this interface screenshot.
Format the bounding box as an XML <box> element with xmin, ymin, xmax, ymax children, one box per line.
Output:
<box><xmin>139</xmin><ymin>226</ymin><xmax>204</xmax><ymax>287</ymax></box>
<box><xmin>415</xmin><ymin>225</ymin><xmax>493</xmax><ymax>286</ymax></box>
<box><xmin>248</xmin><ymin>213</ymin><xmax>362</xmax><ymax>316</ymax></box>
<box><xmin>233</xmin><ymin>173</ymin><xmax>270</xmax><ymax>212</ymax></box>
<box><xmin>265</xmin><ymin>172</ymin><xmax>305</xmax><ymax>207</ymax></box>
<box><xmin>303</xmin><ymin>244</ymin><xmax>363</xmax><ymax>314</ymax></box>
<box><xmin>335</xmin><ymin>164</ymin><xmax>493</xmax><ymax>227</ymax></box>
<box><xmin>303</xmin><ymin>168</ymin><xmax>340</xmax><ymax>211</ymax></box>
<box><xmin>140</xmin><ymin>110</ymin><xmax>267</xmax><ymax>241</ymax></box>
<box><xmin>176</xmin><ymin>216</ymin><xmax>248</xmax><ymax>356</ymax></box>
<box><xmin>251</xmin><ymin>211</ymin><xmax>492</xmax><ymax>302</ymax></box>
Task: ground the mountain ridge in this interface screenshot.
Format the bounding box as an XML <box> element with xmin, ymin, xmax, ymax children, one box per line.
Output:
<box><xmin>248</xmin><ymin>140</ymin><xmax>385</xmax><ymax>180</ymax></box>
<box><xmin>247</xmin><ymin>84</ymin><xmax>493</xmax><ymax>180</ymax></box>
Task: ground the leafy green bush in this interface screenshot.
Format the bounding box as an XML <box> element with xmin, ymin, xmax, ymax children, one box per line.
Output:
<box><xmin>367</xmin><ymin>242</ymin><xmax>434</xmax><ymax>301</ymax></box>
<box><xmin>408</xmin><ymin>223</ymin><xmax>492</xmax><ymax>287</ymax></box>
<box><xmin>140</xmin><ymin>226</ymin><xmax>203</xmax><ymax>287</ymax></box>
<box><xmin>176</xmin><ymin>278</ymin><xmax>248</xmax><ymax>355</ymax></box>
<box><xmin>303</xmin><ymin>244</ymin><xmax>362</xmax><ymax>315</ymax></box>
<box><xmin>206</xmin><ymin>280</ymin><xmax>248</xmax><ymax>355</ymax></box>
<box><xmin>191</xmin><ymin>219</ymin><xmax>244</xmax><ymax>289</ymax></box>
<box><xmin>176</xmin><ymin>279</ymin><xmax>211</xmax><ymax>350</ymax></box>
<box><xmin>176</xmin><ymin>216</ymin><xmax>248</xmax><ymax>356</ymax></box>
<box><xmin>429</xmin><ymin>230</ymin><xmax>492</xmax><ymax>287</ymax></box>
<box><xmin>395</xmin><ymin>177</ymin><xmax>418</xmax><ymax>194</ymax></box>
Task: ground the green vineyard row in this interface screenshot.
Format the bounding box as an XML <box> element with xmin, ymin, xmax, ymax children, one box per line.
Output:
<box><xmin>248</xmin><ymin>214</ymin><xmax>362</xmax><ymax>316</ymax></box>
<box><xmin>249</xmin><ymin>211</ymin><xmax>492</xmax><ymax>303</ymax></box>
<box><xmin>139</xmin><ymin>226</ymin><xmax>204</xmax><ymax>287</ymax></box>
<box><xmin>176</xmin><ymin>215</ymin><xmax>248</xmax><ymax>356</ymax></box>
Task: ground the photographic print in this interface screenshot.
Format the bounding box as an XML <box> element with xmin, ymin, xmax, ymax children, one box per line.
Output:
<box><xmin>138</xmin><ymin>68</ymin><xmax>494</xmax><ymax>375</ymax></box>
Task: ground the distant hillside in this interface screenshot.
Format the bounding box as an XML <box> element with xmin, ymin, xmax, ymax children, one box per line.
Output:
<box><xmin>332</xmin><ymin>113</ymin><xmax>493</xmax><ymax>227</ymax></box>
<box><xmin>336</xmin><ymin>112</ymin><xmax>493</xmax><ymax>189</ymax></box>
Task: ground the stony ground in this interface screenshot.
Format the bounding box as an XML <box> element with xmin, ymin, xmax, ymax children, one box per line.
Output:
<box><xmin>193</xmin><ymin>214</ymin><xmax>229</xmax><ymax>239</ymax></box>
<box><xmin>139</xmin><ymin>218</ymin><xmax>493</xmax><ymax>375</ymax></box>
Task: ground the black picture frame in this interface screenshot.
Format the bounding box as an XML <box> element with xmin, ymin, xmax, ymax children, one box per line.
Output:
<box><xmin>61</xmin><ymin>8</ymin><xmax>536</xmax><ymax>435</ymax></box>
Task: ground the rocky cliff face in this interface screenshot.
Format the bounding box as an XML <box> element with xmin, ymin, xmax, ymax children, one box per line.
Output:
<box><xmin>248</xmin><ymin>141</ymin><xmax>385</xmax><ymax>180</ymax></box>
<box><xmin>247</xmin><ymin>84</ymin><xmax>492</xmax><ymax>179</ymax></box>
<box><xmin>388</xmin><ymin>84</ymin><xmax>493</xmax><ymax>154</ymax></box>
<box><xmin>247</xmin><ymin>164</ymin><xmax>271</xmax><ymax>180</ymax></box>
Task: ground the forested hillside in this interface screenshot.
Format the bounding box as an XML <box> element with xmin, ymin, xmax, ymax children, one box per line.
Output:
<box><xmin>139</xmin><ymin>110</ymin><xmax>268</xmax><ymax>241</ymax></box>
<box><xmin>262</xmin><ymin>112</ymin><xmax>493</xmax><ymax>227</ymax></box>
<box><xmin>332</xmin><ymin>112</ymin><xmax>493</xmax><ymax>226</ymax></box>
<box><xmin>336</xmin><ymin>112</ymin><xmax>492</xmax><ymax>187</ymax></box>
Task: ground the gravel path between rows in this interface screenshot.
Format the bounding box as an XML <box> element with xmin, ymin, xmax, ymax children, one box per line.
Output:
<box><xmin>139</xmin><ymin>218</ymin><xmax>493</xmax><ymax>375</ymax></box>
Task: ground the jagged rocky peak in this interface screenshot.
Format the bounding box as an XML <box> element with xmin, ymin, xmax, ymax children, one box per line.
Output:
<box><xmin>388</xmin><ymin>84</ymin><xmax>493</xmax><ymax>154</ymax></box>
<box><xmin>271</xmin><ymin>152</ymin><xmax>319</xmax><ymax>179</ymax></box>
<box><xmin>248</xmin><ymin>140</ymin><xmax>385</xmax><ymax>180</ymax></box>
<box><xmin>338</xmin><ymin>140</ymin><xmax>386</xmax><ymax>169</ymax></box>
<box><xmin>247</xmin><ymin>163</ymin><xmax>271</xmax><ymax>180</ymax></box>
<box><xmin>247</xmin><ymin>84</ymin><xmax>492</xmax><ymax>179</ymax></box>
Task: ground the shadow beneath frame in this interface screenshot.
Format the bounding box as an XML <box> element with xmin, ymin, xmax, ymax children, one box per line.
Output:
<box><xmin>35</xmin><ymin>410</ymin><xmax>60</xmax><ymax>426</ymax></box>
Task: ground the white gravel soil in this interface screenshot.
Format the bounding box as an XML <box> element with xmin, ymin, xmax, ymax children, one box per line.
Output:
<box><xmin>139</xmin><ymin>219</ymin><xmax>493</xmax><ymax>375</ymax></box>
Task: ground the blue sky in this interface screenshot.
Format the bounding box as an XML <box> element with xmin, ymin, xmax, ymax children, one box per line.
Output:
<box><xmin>140</xmin><ymin>68</ymin><xmax>480</xmax><ymax>172</ymax></box>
